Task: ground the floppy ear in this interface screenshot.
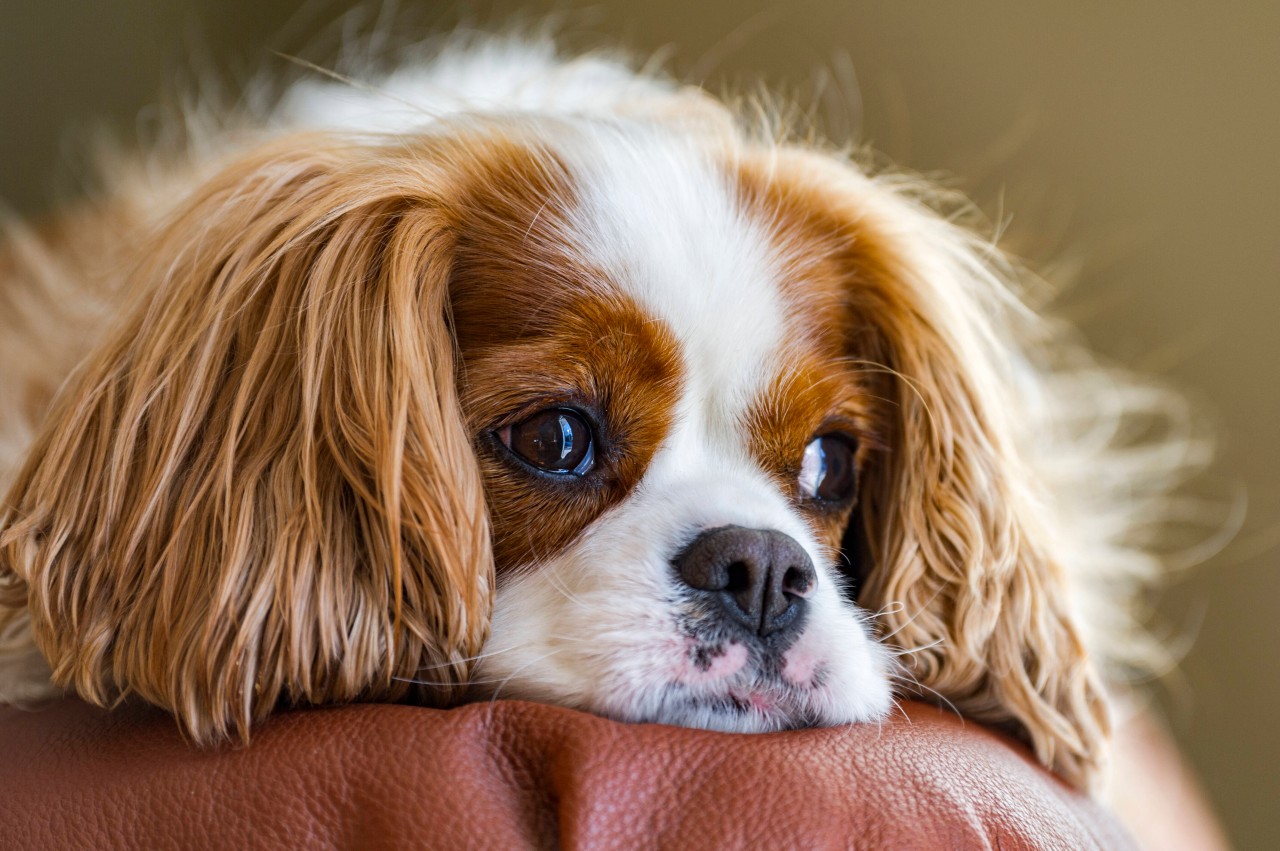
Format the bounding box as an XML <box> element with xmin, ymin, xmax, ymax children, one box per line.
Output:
<box><xmin>0</xmin><ymin>136</ymin><xmax>492</xmax><ymax>741</ymax></box>
<box><xmin>850</xmin><ymin>250</ymin><xmax>1109</xmax><ymax>790</ymax></box>
<box><xmin>756</xmin><ymin>148</ymin><xmax>1110</xmax><ymax>789</ymax></box>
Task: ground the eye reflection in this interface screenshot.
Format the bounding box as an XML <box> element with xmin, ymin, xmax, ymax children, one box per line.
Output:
<box><xmin>499</xmin><ymin>408</ymin><xmax>595</xmax><ymax>475</ymax></box>
<box><xmin>798</xmin><ymin>434</ymin><xmax>857</xmax><ymax>503</ymax></box>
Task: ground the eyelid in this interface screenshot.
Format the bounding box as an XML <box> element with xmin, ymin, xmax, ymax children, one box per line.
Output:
<box><xmin>812</xmin><ymin>416</ymin><xmax>862</xmax><ymax>442</ymax></box>
<box><xmin>491</xmin><ymin>394</ymin><xmax>588</xmax><ymax>431</ymax></box>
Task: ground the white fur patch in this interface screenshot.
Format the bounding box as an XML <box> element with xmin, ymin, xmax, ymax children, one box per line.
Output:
<box><xmin>279</xmin><ymin>38</ymin><xmax>672</xmax><ymax>134</ymax></box>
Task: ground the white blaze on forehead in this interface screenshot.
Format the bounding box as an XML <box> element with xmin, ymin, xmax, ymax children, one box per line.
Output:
<box><xmin>563</xmin><ymin>125</ymin><xmax>785</xmax><ymax>446</ymax></box>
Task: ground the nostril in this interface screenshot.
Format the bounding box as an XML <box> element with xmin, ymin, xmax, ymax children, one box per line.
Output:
<box><xmin>725</xmin><ymin>561</ymin><xmax>751</xmax><ymax>594</ymax></box>
<box><xmin>782</xmin><ymin>564</ymin><xmax>815</xmax><ymax>599</ymax></box>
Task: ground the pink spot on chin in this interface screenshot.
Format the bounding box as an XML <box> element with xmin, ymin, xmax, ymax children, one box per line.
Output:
<box><xmin>706</xmin><ymin>642</ymin><xmax>748</xmax><ymax>679</ymax></box>
<box><xmin>727</xmin><ymin>688</ymin><xmax>777</xmax><ymax>714</ymax></box>
<box><xmin>678</xmin><ymin>640</ymin><xmax>748</xmax><ymax>684</ymax></box>
<box><xmin>781</xmin><ymin>647</ymin><xmax>819</xmax><ymax>687</ymax></box>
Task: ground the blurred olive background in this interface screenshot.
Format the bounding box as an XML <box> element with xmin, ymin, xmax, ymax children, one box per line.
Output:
<box><xmin>3</xmin><ymin>1</ymin><xmax>1277</xmax><ymax>845</ymax></box>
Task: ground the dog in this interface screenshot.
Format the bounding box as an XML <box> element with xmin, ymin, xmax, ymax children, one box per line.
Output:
<box><xmin>0</xmin><ymin>35</ymin><xmax>1194</xmax><ymax>791</ymax></box>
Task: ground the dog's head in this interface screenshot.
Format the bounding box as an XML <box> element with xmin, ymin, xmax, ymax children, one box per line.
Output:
<box><xmin>0</xmin><ymin>105</ymin><xmax>1109</xmax><ymax>785</ymax></box>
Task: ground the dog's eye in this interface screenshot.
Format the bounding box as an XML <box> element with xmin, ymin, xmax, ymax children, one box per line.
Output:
<box><xmin>498</xmin><ymin>408</ymin><xmax>595</xmax><ymax>475</ymax></box>
<box><xmin>798</xmin><ymin>435</ymin><xmax>857</xmax><ymax>503</ymax></box>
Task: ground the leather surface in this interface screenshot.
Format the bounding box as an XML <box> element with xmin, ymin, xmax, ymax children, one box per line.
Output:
<box><xmin>0</xmin><ymin>698</ymin><xmax>1135</xmax><ymax>850</ymax></box>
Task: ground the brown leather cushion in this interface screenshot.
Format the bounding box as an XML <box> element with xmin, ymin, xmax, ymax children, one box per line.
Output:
<box><xmin>0</xmin><ymin>698</ymin><xmax>1134</xmax><ymax>849</ymax></box>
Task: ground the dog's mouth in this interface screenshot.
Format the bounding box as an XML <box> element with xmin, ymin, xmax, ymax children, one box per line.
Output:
<box><xmin>689</xmin><ymin>683</ymin><xmax>812</xmax><ymax>718</ymax></box>
<box><xmin>642</xmin><ymin>634</ymin><xmax>831</xmax><ymax>731</ymax></box>
<box><xmin>646</xmin><ymin>678</ymin><xmax>825</xmax><ymax>732</ymax></box>
<box><xmin>675</xmin><ymin>629</ymin><xmax>827</xmax><ymax>685</ymax></box>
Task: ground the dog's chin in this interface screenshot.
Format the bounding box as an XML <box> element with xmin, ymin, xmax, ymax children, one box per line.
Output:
<box><xmin>468</xmin><ymin>639</ymin><xmax>893</xmax><ymax>735</ymax></box>
<box><xmin>638</xmin><ymin>683</ymin><xmax>824</xmax><ymax>733</ymax></box>
<box><xmin>467</xmin><ymin>680</ymin><xmax>827</xmax><ymax>733</ymax></box>
<box><xmin>557</xmin><ymin>672</ymin><xmax>887</xmax><ymax>735</ymax></box>
<box><xmin>631</xmin><ymin>635</ymin><xmax>836</xmax><ymax>732</ymax></box>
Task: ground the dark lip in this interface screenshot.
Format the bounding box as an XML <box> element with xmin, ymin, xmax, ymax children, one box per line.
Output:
<box><xmin>674</xmin><ymin>602</ymin><xmax>807</xmax><ymax>670</ymax></box>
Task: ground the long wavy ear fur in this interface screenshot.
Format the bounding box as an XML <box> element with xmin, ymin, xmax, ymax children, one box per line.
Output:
<box><xmin>752</xmin><ymin>146</ymin><xmax>1121</xmax><ymax>789</ymax></box>
<box><xmin>848</xmin><ymin>231</ymin><xmax>1112</xmax><ymax>790</ymax></box>
<box><xmin>0</xmin><ymin>136</ymin><xmax>492</xmax><ymax>742</ymax></box>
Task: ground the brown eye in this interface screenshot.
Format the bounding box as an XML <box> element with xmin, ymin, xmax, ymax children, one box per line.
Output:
<box><xmin>798</xmin><ymin>435</ymin><xmax>857</xmax><ymax>503</ymax></box>
<box><xmin>499</xmin><ymin>408</ymin><xmax>595</xmax><ymax>475</ymax></box>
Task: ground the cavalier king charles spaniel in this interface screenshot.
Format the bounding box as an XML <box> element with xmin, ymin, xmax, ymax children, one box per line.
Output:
<box><xmin>0</xmin><ymin>35</ymin><xmax>1193</xmax><ymax>791</ymax></box>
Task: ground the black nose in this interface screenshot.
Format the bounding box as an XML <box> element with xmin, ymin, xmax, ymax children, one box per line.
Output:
<box><xmin>674</xmin><ymin>526</ymin><xmax>816</xmax><ymax>639</ymax></box>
